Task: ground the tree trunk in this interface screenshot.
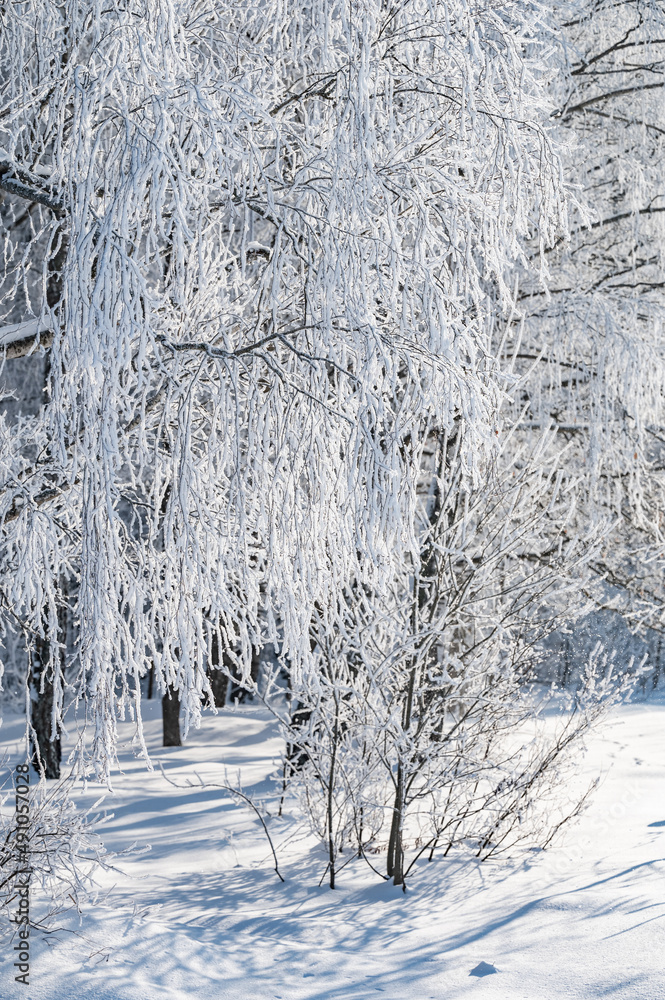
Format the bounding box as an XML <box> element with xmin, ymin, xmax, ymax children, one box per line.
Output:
<box><xmin>386</xmin><ymin>763</ymin><xmax>404</xmax><ymax>885</ymax></box>
<box><xmin>207</xmin><ymin>625</ymin><xmax>230</xmax><ymax>708</ymax></box>
<box><xmin>30</xmin><ymin>632</ymin><xmax>62</xmax><ymax>780</ymax></box>
<box><xmin>327</xmin><ymin>704</ymin><xmax>340</xmax><ymax>889</ymax></box>
<box><xmin>387</xmin><ymin>663</ymin><xmax>417</xmax><ymax>886</ymax></box>
<box><xmin>162</xmin><ymin>685</ymin><xmax>182</xmax><ymax>746</ymax></box>
<box><xmin>226</xmin><ymin>644</ymin><xmax>261</xmax><ymax>704</ymax></box>
<box><xmin>28</xmin><ymin>268</ymin><xmax>66</xmax><ymax>780</ymax></box>
<box><xmin>285</xmin><ymin>700</ymin><xmax>312</xmax><ymax>772</ymax></box>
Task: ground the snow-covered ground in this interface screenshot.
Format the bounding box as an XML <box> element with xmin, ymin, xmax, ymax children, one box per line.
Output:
<box><xmin>0</xmin><ymin>697</ymin><xmax>663</xmax><ymax>999</ymax></box>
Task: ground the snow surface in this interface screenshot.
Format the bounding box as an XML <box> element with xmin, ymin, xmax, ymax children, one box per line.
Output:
<box><xmin>0</xmin><ymin>698</ymin><xmax>663</xmax><ymax>999</ymax></box>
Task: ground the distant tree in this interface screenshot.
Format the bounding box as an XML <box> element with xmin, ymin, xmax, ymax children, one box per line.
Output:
<box><xmin>514</xmin><ymin>0</ymin><xmax>665</xmax><ymax>647</ymax></box>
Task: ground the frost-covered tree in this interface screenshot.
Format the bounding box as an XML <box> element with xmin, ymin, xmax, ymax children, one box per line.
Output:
<box><xmin>0</xmin><ymin>0</ymin><xmax>570</xmax><ymax>778</ymax></box>
<box><xmin>278</xmin><ymin>415</ymin><xmax>614</xmax><ymax>887</ymax></box>
<box><xmin>272</xmin><ymin>0</ymin><xmax>665</xmax><ymax>886</ymax></box>
<box><xmin>514</xmin><ymin>0</ymin><xmax>665</xmax><ymax>648</ymax></box>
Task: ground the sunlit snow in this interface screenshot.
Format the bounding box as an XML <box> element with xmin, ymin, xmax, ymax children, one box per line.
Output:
<box><xmin>1</xmin><ymin>697</ymin><xmax>662</xmax><ymax>1000</ymax></box>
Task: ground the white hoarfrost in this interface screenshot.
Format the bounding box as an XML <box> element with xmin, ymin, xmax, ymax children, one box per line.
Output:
<box><xmin>0</xmin><ymin>0</ymin><xmax>570</xmax><ymax>777</ymax></box>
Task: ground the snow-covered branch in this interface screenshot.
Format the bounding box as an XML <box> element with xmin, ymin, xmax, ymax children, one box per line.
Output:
<box><xmin>0</xmin><ymin>319</ymin><xmax>53</xmax><ymax>359</ymax></box>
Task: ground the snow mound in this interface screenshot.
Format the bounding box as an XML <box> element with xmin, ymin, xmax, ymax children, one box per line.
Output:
<box><xmin>470</xmin><ymin>961</ymin><xmax>498</xmax><ymax>977</ymax></box>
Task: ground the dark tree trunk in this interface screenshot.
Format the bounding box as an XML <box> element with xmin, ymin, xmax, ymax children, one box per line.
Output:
<box><xmin>226</xmin><ymin>644</ymin><xmax>261</xmax><ymax>704</ymax></box>
<box><xmin>279</xmin><ymin>696</ymin><xmax>314</xmax><ymax>817</ymax></box>
<box><xmin>207</xmin><ymin>626</ymin><xmax>231</xmax><ymax>708</ymax></box>
<box><xmin>207</xmin><ymin>667</ymin><xmax>228</xmax><ymax>709</ymax></box>
<box><xmin>387</xmin><ymin>663</ymin><xmax>417</xmax><ymax>887</ymax></box>
<box><xmin>285</xmin><ymin>701</ymin><xmax>313</xmax><ymax>773</ymax></box>
<box><xmin>30</xmin><ymin>616</ymin><xmax>64</xmax><ymax>780</ymax></box>
<box><xmin>157</xmin><ymin>481</ymin><xmax>181</xmax><ymax>746</ymax></box>
<box><xmin>653</xmin><ymin>636</ymin><xmax>662</xmax><ymax>691</ymax></box>
<box><xmin>28</xmin><ymin>265</ymin><xmax>67</xmax><ymax>781</ymax></box>
<box><xmin>327</xmin><ymin>705</ymin><xmax>340</xmax><ymax>889</ymax></box>
<box><xmin>386</xmin><ymin>764</ymin><xmax>405</xmax><ymax>885</ymax></box>
<box><xmin>162</xmin><ymin>685</ymin><xmax>182</xmax><ymax>746</ymax></box>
